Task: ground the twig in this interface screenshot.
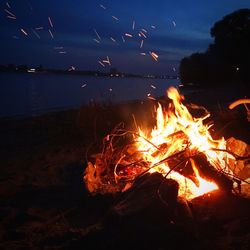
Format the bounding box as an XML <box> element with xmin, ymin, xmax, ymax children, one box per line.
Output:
<box><xmin>132</xmin><ymin>113</ymin><xmax>138</xmax><ymax>131</ymax></box>
<box><xmin>210</xmin><ymin>148</ymin><xmax>250</xmax><ymax>161</ymax></box>
<box><xmin>136</xmin><ymin>149</ymin><xmax>187</xmax><ymax>179</ymax></box>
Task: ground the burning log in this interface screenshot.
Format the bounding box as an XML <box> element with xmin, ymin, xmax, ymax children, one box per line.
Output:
<box><xmin>191</xmin><ymin>153</ymin><xmax>233</xmax><ymax>192</ymax></box>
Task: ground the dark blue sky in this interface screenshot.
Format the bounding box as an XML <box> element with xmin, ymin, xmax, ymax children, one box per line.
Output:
<box><xmin>0</xmin><ymin>0</ymin><xmax>249</xmax><ymax>74</ymax></box>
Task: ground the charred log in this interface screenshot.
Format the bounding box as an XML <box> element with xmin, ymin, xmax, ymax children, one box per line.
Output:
<box><xmin>192</xmin><ymin>153</ymin><xmax>233</xmax><ymax>192</ymax></box>
<box><xmin>96</xmin><ymin>173</ymin><xmax>199</xmax><ymax>250</ymax></box>
<box><xmin>112</xmin><ymin>172</ymin><xmax>179</xmax><ymax>217</ymax></box>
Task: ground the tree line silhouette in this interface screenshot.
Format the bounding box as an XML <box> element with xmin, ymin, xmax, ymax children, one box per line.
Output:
<box><xmin>179</xmin><ymin>9</ymin><xmax>250</xmax><ymax>87</ymax></box>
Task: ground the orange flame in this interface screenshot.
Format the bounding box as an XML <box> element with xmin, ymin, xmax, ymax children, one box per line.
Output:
<box><xmin>136</xmin><ymin>87</ymin><xmax>232</xmax><ymax>200</ymax></box>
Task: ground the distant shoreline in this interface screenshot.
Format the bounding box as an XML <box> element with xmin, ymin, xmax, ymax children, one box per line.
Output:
<box><xmin>0</xmin><ymin>65</ymin><xmax>179</xmax><ymax>80</ymax></box>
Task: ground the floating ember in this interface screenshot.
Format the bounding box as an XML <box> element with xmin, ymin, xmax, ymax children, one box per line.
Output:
<box><xmin>84</xmin><ymin>87</ymin><xmax>249</xmax><ymax>200</ymax></box>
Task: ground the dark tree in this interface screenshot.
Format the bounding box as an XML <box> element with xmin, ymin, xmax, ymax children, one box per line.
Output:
<box><xmin>179</xmin><ymin>9</ymin><xmax>250</xmax><ymax>86</ymax></box>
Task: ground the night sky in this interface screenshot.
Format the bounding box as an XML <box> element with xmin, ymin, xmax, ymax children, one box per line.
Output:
<box><xmin>1</xmin><ymin>0</ymin><xmax>249</xmax><ymax>74</ymax></box>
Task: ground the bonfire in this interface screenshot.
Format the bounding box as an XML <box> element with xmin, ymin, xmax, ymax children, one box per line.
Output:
<box><xmin>84</xmin><ymin>87</ymin><xmax>250</xmax><ymax>201</ymax></box>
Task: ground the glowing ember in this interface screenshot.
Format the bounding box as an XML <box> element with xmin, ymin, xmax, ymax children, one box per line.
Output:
<box><xmin>110</xmin><ymin>37</ymin><xmax>116</xmax><ymax>43</ymax></box>
<box><xmin>139</xmin><ymin>31</ymin><xmax>147</xmax><ymax>38</ymax></box>
<box><xmin>98</xmin><ymin>60</ymin><xmax>105</xmax><ymax>67</ymax></box>
<box><xmin>7</xmin><ymin>15</ymin><xmax>16</xmax><ymax>20</ymax></box>
<box><xmin>6</xmin><ymin>2</ymin><xmax>11</xmax><ymax>8</ymax></box>
<box><xmin>48</xmin><ymin>29</ymin><xmax>54</xmax><ymax>39</ymax></box>
<box><xmin>31</xmin><ymin>29</ymin><xmax>40</xmax><ymax>39</ymax></box>
<box><xmin>4</xmin><ymin>8</ymin><xmax>15</xmax><ymax>17</ymax></box>
<box><xmin>99</xmin><ymin>4</ymin><xmax>107</xmax><ymax>10</ymax></box>
<box><xmin>132</xmin><ymin>20</ymin><xmax>135</xmax><ymax>30</ymax></box>
<box><xmin>112</xmin><ymin>16</ymin><xmax>119</xmax><ymax>21</ymax></box>
<box><xmin>48</xmin><ymin>16</ymin><xmax>53</xmax><ymax>28</ymax></box>
<box><xmin>125</xmin><ymin>33</ymin><xmax>133</xmax><ymax>37</ymax></box>
<box><xmin>147</xmin><ymin>96</ymin><xmax>156</xmax><ymax>101</ymax></box>
<box><xmin>150</xmin><ymin>51</ymin><xmax>158</xmax><ymax>61</ymax></box>
<box><xmin>20</xmin><ymin>28</ymin><xmax>28</xmax><ymax>36</ymax></box>
<box><xmin>140</xmin><ymin>40</ymin><xmax>144</xmax><ymax>49</ymax></box>
<box><xmin>102</xmin><ymin>56</ymin><xmax>111</xmax><ymax>65</ymax></box>
<box><xmin>93</xmin><ymin>29</ymin><xmax>101</xmax><ymax>40</ymax></box>
<box><xmin>93</xmin><ymin>38</ymin><xmax>100</xmax><ymax>43</ymax></box>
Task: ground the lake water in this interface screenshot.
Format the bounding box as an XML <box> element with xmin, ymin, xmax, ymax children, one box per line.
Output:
<box><xmin>0</xmin><ymin>72</ymin><xmax>179</xmax><ymax>117</ymax></box>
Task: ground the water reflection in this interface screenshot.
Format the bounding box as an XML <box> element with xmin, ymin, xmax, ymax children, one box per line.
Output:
<box><xmin>0</xmin><ymin>72</ymin><xmax>179</xmax><ymax>117</ymax></box>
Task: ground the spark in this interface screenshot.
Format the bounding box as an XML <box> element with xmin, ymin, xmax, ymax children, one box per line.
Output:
<box><xmin>125</xmin><ymin>33</ymin><xmax>133</xmax><ymax>37</ymax></box>
<box><xmin>138</xmin><ymin>33</ymin><xmax>142</xmax><ymax>37</ymax></box>
<box><xmin>68</xmin><ymin>66</ymin><xmax>76</xmax><ymax>71</ymax></box>
<box><xmin>99</xmin><ymin>4</ymin><xmax>106</xmax><ymax>10</ymax></box>
<box><xmin>109</xmin><ymin>88</ymin><xmax>113</xmax><ymax>91</ymax></box>
<box><xmin>150</xmin><ymin>84</ymin><xmax>156</xmax><ymax>89</ymax></box>
<box><xmin>20</xmin><ymin>28</ymin><xmax>28</xmax><ymax>36</ymax></box>
<box><xmin>121</xmin><ymin>35</ymin><xmax>125</xmax><ymax>42</ymax></box>
<box><xmin>147</xmin><ymin>93</ymin><xmax>151</xmax><ymax>97</ymax></box>
<box><xmin>59</xmin><ymin>51</ymin><xmax>66</xmax><ymax>54</ymax></box>
<box><xmin>98</xmin><ymin>60</ymin><xmax>105</xmax><ymax>67</ymax></box>
<box><xmin>140</xmin><ymin>31</ymin><xmax>147</xmax><ymax>38</ymax></box>
<box><xmin>172</xmin><ymin>67</ymin><xmax>176</xmax><ymax>72</ymax></box>
<box><xmin>107</xmin><ymin>56</ymin><xmax>111</xmax><ymax>65</ymax></box>
<box><xmin>93</xmin><ymin>29</ymin><xmax>101</xmax><ymax>40</ymax></box>
<box><xmin>102</xmin><ymin>60</ymin><xmax>109</xmax><ymax>65</ymax></box>
<box><xmin>172</xmin><ymin>21</ymin><xmax>176</xmax><ymax>27</ymax></box>
<box><xmin>141</xmin><ymin>28</ymin><xmax>147</xmax><ymax>33</ymax></box>
<box><xmin>147</xmin><ymin>96</ymin><xmax>156</xmax><ymax>101</ymax></box>
<box><xmin>93</xmin><ymin>38</ymin><xmax>100</xmax><ymax>43</ymax></box>
<box><xmin>110</xmin><ymin>37</ymin><xmax>116</xmax><ymax>43</ymax></box>
<box><xmin>31</xmin><ymin>28</ymin><xmax>40</xmax><ymax>39</ymax></box>
<box><xmin>151</xmin><ymin>25</ymin><xmax>156</xmax><ymax>29</ymax></box>
<box><xmin>35</xmin><ymin>27</ymin><xmax>44</xmax><ymax>30</ymax></box>
<box><xmin>6</xmin><ymin>2</ymin><xmax>11</xmax><ymax>8</ymax></box>
<box><xmin>149</xmin><ymin>51</ymin><xmax>158</xmax><ymax>61</ymax></box>
<box><xmin>48</xmin><ymin>29</ymin><xmax>54</xmax><ymax>39</ymax></box>
<box><xmin>48</xmin><ymin>16</ymin><xmax>53</xmax><ymax>28</ymax></box>
<box><xmin>81</xmin><ymin>84</ymin><xmax>87</xmax><ymax>88</ymax></box>
<box><xmin>103</xmin><ymin>56</ymin><xmax>111</xmax><ymax>65</ymax></box>
<box><xmin>132</xmin><ymin>20</ymin><xmax>135</xmax><ymax>30</ymax></box>
<box><xmin>112</xmin><ymin>16</ymin><xmax>119</xmax><ymax>21</ymax></box>
<box><xmin>7</xmin><ymin>15</ymin><xmax>16</xmax><ymax>20</ymax></box>
<box><xmin>4</xmin><ymin>9</ymin><xmax>15</xmax><ymax>16</ymax></box>
<box><xmin>140</xmin><ymin>52</ymin><xmax>146</xmax><ymax>56</ymax></box>
<box><xmin>54</xmin><ymin>46</ymin><xmax>64</xmax><ymax>50</ymax></box>
<box><xmin>140</xmin><ymin>40</ymin><xmax>144</xmax><ymax>49</ymax></box>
